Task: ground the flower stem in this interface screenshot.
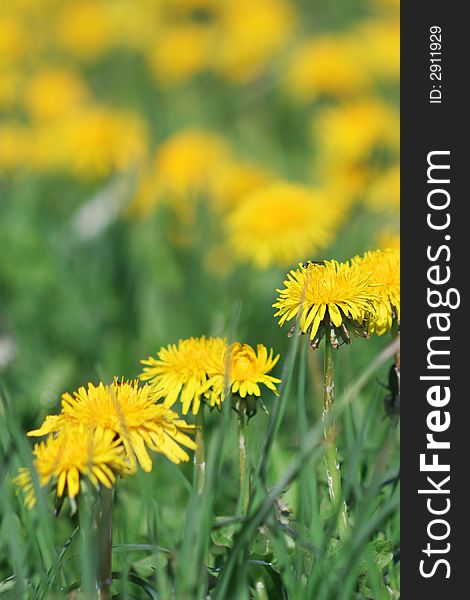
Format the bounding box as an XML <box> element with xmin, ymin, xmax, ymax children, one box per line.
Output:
<box><xmin>323</xmin><ymin>340</ymin><xmax>348</xmax><ymax>540</ymax></box>
<box><xmin>93</xmin><ymin>485</ymin><xmax>114</xmax><ymax>600</ymax></box>
<box><xmin>194</xmin><ymin>406</ymin><xmax>206</xmax><ymax>493</ymax></box>
<box><xmin>237</xmin><ymin>401</ymin><xmax>249</xmax><ymax>515</ymax></box>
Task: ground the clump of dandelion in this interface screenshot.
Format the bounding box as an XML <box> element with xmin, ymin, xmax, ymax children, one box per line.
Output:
<box><xmin>274</xmin><ymin>259</ymin><xmax>379</xmax><ymax>538</ymax></box>
<box><xmin>212</xmin><ymin>341</ymin><xmax>281</xmax><ymax>513</ymax></box>
<box><xmin>141</xmin><ymin>337</ymin><xmax>280</xmax><ymax>503</ymax></box>
<box><xmin>226</xmin><ymin>182</ymin><xmax>344</xmax><ymax>269</ymax></box>
<box><xmin>207</xmin><ymin>341</ymin><xmax>281</xmax><ymax>512</ymax></box>
<box><xmin>140</xmin><ymin>336</ymin><xmax>227</xmax><ymax>492</ymax></box>
<box><xmin>17</xmin><ymin>377</ymin><xmax>196</xmax><ymax>597</ymax></box>
<box><xmin>28</xmin><ymin>379</ymin><xmax>196</xmax><ymax>472</ymax></box>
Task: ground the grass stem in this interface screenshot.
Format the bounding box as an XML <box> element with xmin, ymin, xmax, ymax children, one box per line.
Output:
<box><xmin>94</xmin><ymin>485</ymin><xmax>114</xmax><ymax>600</ymax></box>
<box><xmin>237</xmin><ymin>401</ymin><xmax>249</xmax><ymax>514</ymax></box>
<box><xmin>323</xmin><ymin>340</ymin><xmax>349</xmax><ymax>540</ymax></box>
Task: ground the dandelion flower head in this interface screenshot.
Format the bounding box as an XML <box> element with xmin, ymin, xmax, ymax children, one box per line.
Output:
<box><xmin>274</xmin><ymin>259</ymin><xmax>379</xmax><ymax>348</ymax></box>
<box><xmin>140</xmin><ymin>336</ymin><xmax>227</xmax><ymax>415</ymax></box>
<box><xmin>353</xmin><ymin>248</ymin><xmax>400</xmax><ymax>336</ymax></box>
<box><xmin>28</xmin><ymin>379</ymin><xmax>196</xmax><ymax>472</ymax></box>
<box><xmin>15</xmin><ymin>425</ymin><xmax>129</xmax><ymax>506</ymax></box>
<box><xmin>227</xmin><ymin>182</ymin><xmax>342</xmax><ymax>269</ymax></box>
<box><xmin>205</xmin><ymin>342</ymin><xmax>281</xmax><ymax>406</ymax></box>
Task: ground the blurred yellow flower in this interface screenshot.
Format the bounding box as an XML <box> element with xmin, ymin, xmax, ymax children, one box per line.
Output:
<box><xmin>55</xmin><ymin>0</ymin><xmax>116</xmax><ymax>60</ymax></box>
<box><xmin>285</xmin><ymin>36</ymin><xmax>371</xmax><ymax>102</ymax></box>
<box><xmin>212</xmin><ymin>0</ymin><xmax>295</xmax><ymax>83</ymax></box>
<box><xmin>28</xmin><ymin>380</ymin><xmax>196</xmax><ymax>472</ymax></box>
<box><xmin>16</xmin><ymin>426</ymin><xmax>129</xmax><ymax>505</ymax></box>
<box><xmin>23</xmin><ymin>67</ymin><xmax>90</xmax><ymax>121</ymax></box>
<box><xmin>226</xmin><ymin>182</ymin><xmax>342</xmax><ymax>269</ymax></box>
<box><xmin>353</xmin><ymin>248</ymin><xmax>400</xmax><ymax>335</ymax></box>
<box><xmin>140</xmin><ymin>336</ymin><xmax>227</xmax><ymax>415</ymax></box>
<box><xmin>364</xmin><ymin>166</ymin><xmax>400</xmax><ymax>212</ymax></box>
<box><xmin>313</xmin><ymin>99</ymin><xmax>399</xmax><ymax>167</ymax></box>
<box><xmin>153</xmin><ymin>128</ymin><xmax>231</xmax><ymax>198</ymax></box>
<box><xmin>352</xmin><ymin>19</ymin><xmax>400</xmax><ymax>81</ymax></box>
<box><xmin>205</xmin><ymin>342</ymin><xmax>280</xmax><ymax>405</ymax></box>
<box><xmin>274</xmin><ymin>260</ymin><xmax>378</xmax><ymax>348</ymax></box>
<box><xmin>147</xmin><ymin>24</ymin><xmax>214</xmax><ymax>86</ymax></box>
<box><xmin>30</xmin><ymin>106</ymin><xmax>148</xmax><ymax>178</ymax></box>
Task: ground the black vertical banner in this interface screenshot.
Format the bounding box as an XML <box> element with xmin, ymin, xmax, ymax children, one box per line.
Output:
<box><xmin>401</xmin><ymin>2</ymin><xmax>467</xmax><ymax>596</ymax></box>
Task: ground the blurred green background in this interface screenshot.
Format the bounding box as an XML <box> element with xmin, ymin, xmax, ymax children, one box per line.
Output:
<box><xmin>1</xmin><ymin>0</ymin><xmax>399</xmax><ymax>597</ymax></box>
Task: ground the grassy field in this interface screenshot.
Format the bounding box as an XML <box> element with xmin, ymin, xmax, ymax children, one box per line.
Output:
<box><xmin>1</xmin><ymin>0</ymin><xmax>399</xmax><ymax>598</ymax></box>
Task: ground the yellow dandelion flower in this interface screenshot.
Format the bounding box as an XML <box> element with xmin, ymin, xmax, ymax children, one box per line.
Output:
<box><xmin>273</xmin><ymin>260</ymin><xmax>379</xmax><ymax>348</ymax></box>
<box><xmin>140</xmin><ymin>336</ymin><xmax>227</xmax><ymax>415</ymax></box>
<box><xmin>23</xmin><ymin>67</ymin><xmax>90</xmax><ymax>121</ymax></box>
<box><xmin>205</xmin><ymin>342</ymin><xmax>281</xmax><ymax>406</ymax></box>
<box><xmin>16</xmin><ymin>426</ymin><xmax>128</xmax><ymax>506</ymax></box>
<box><xmin>313</xmin><ymin>99</ymin><xmax>400</xmax><ymax>167</ymax></box>
<box><xmin>285</xmin><ymin>35</ymin><xmax>371</xmax><ymax>102</ymax></box>
<box><xmin>32</xmin><ymin>106</ymin><xmax>148</xmax><ymax>178</ymax></box>
<box><xmin>226</xmin><ymin>182</ymin><xmax>342</xmax><ymax>269</ymax></box>
<box><xmin>353</xmin><ymin>249</ymin><xmax>400</xmax><ymax>336</ymax></box>
<box><xmin>28</xmin><ymin>380</ymin><xmax>196</xmax><ymax>472</ymax></box>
